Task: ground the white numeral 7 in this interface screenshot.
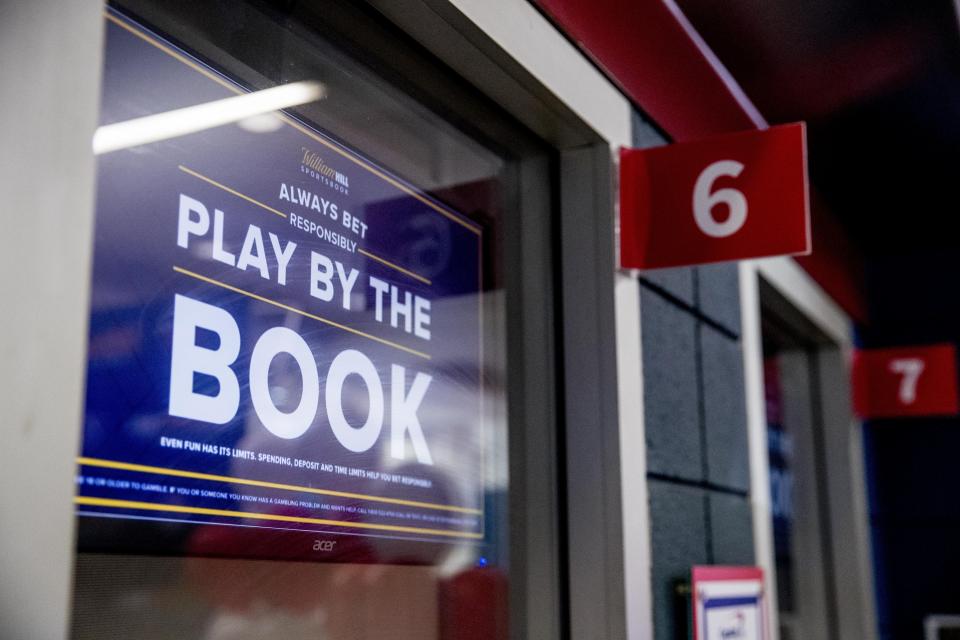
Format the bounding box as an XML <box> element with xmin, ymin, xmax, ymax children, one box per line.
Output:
<box><xmin>889</xmin><ymin>358</ymin><xmax>925</xmax><ymax>404</ymax></box>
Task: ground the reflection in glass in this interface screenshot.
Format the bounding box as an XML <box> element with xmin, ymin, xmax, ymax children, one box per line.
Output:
<box><xmin>73</xmin><ymin>4</ymin><xmax>511</xmax><ymax>638</ymax></box>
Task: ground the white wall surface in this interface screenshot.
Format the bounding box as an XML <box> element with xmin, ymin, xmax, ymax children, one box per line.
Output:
<box><xmin>0</xmin><ymin>2</ymin><xmax>103</xmax><ymax>637</ymax></box>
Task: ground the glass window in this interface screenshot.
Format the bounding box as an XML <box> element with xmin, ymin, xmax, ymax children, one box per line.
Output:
<box><xmin>72</xmin><ymin>3</ymin><xmax>531</xmax><ymax>637</ymax></box>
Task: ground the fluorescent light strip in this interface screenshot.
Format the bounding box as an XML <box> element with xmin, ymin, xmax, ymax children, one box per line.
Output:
<box><xmin>93</xmin><ymin>81</ymin><xmax>326</xmax><ymax>154</ymax></box>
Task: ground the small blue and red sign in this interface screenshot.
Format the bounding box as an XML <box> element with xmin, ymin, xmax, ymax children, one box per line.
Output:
<box><xmin>693</xmin><ymin>566</ymin><xmax>768</xmax><ymax>640</ymax></box>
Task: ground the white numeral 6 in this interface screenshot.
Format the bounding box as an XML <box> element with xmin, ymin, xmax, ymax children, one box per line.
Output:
<box><xmin>693</xmin><ymin>160</ymin><xmax>748</xmax><ymax>238</ymax></box>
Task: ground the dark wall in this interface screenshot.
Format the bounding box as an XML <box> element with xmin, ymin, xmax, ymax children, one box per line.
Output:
<box><xmin>857</xmin><ymin>253</ymin><xmax>960</xmax><ymax>639</ymax></box>
<box><xmin>864</xmin><ymin>415</ymin><xmax>960</xmax><ymax>640</ymax></box>
<box><xmin>636</xmin><ymin>99</ymin><xmax>755</xmax><ymax>640</ymax></box>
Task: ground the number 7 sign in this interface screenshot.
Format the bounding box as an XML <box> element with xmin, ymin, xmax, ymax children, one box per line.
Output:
<box><xmin>620</xmin><ymin>123</ymin><xmax>810</xmax><ymax>269</ymax></box>
<box><xmin>852</xmin><ymin>344</ymin><xmax>959</xmax><ymax>419</ymax></box>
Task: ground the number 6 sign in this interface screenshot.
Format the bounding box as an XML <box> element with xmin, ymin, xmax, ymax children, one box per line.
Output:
<box><xmin>852</xmin><ymin>344</ymin><xmax>959</xmax><ymax>419</ymax></box>
<box><xmin>620</xmin><ymin>123</ymin><xmax>810</xmax><ymax>270</ymax></box>
<box><xmin>693</xmin><ymin>160</ymin><xmax>748</xmax><ymax>238</ymax></box>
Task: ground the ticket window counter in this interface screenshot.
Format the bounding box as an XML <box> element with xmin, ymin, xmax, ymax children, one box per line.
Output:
<box><xmin>65</xmin><ymin>2</ymin><xmax>624</xmax><ymax>638</ymax></box>
<box><xmin>751</xmin><ymin>270</ymin><xmax>877</xmax><ymax>640</ymax></box>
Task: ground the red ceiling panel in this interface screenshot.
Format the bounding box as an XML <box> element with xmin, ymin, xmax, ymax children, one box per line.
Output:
<box><xmin>534</xmin><ymin>0</ymin><xmax>868</xmax><ymax>323</ymax></box>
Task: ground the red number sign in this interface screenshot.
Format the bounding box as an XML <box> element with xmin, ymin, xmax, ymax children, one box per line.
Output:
<box><xmin>852</xmin><ymin>344</ymin><xmax>959</xmax><ymax>418</ymax></box>
<box><xmin>620</xmin><ymin>123</ymin><xmax>810</xmax><ymax>269</ymax></box>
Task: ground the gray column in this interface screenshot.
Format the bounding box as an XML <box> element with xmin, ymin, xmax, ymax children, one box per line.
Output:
<box><xmin>0</xmin><ymin>3</ymin><xmax>103</xmax><ymax>638</ymax></box>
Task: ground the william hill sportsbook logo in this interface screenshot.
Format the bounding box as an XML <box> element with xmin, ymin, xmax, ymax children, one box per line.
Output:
<box><xmin>300</xmin><ymin>146</ymin><xmax>350</xmax><ymax>195</ymax></box>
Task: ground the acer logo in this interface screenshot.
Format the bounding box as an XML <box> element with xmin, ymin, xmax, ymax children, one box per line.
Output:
<box><xmin>313</xmin><ymin>539</ymin><xmax>337</xmax><ymax>552</ymax></box>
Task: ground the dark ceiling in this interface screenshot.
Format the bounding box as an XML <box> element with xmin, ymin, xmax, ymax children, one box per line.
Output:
<box><xmin>676</xmin><ymin>0</ymin><xmax>960</xmax><ymax>344</ymax></box>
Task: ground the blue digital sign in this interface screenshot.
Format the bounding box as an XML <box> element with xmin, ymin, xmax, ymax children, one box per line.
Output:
<box><xmin>77</xmin><ymin>10</ymin><xmax>486</xmax><ymax>552</ymax></box>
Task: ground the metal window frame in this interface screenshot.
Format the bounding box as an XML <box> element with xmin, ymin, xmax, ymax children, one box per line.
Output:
<box><xmin>740</xmin><ymin>257</ymin><xmax>879</xmax><ymax>640</ymax></box>
<box><xmin>925</xmin><ymin>615</ymin><xmax>960</xmax><ymax>640</ymax></box>
<box><xmin>368</xmin><ymin>3</ymin><xmax>649</xmax><ymax>639</ymax></box>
